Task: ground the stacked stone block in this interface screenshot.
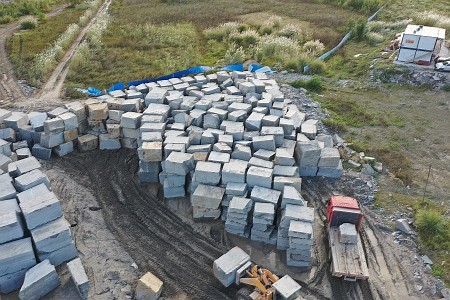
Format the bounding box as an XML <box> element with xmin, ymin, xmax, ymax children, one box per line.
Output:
<box><xmin>225</xmin><ymin>197</ymin><xmax>252</xmax><ymax>237</ymax></box>
<box><xmin>191</xmin><ymin>184</ymin><xmax>225</xmax><ymax>219</ymax></box>
<box><xmin>287</xmin><ymin>219</ymin><xmax>314</xmax><ymax>267</ymax></box>
<box><xmin>251</xmin><ymin>202</ymin><xmax>277</xmax><ymax>245</ymax></box>
<box><xmin>161</xmin><ymin>151</ymin><xmax>194</xmax><ymax>198</ymax></box>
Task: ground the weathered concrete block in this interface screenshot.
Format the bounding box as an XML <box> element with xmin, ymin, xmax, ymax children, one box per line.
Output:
<box><xmin>231</xmin><ymin>144</ymin><xmax>252</xmax><ymax>161</ymax></box>
<box><xmin>135</xmin><ymin>272</ymin><xmax>163</xmax><ymax>300</ymax></box>
<box><xmin>14</xmin><ymin>156</ymin><xmax>40</xmax><ymax>176</ymax></box>
<box><xmin>281</xmin><ymin>186</ymin><xmax>306</xmax><ymax>208</ymax></box>
<box><xmin>138</xmin><ymin>142</ymin><xmax>162</xmax><ymax>162</ymax></box>
<box><xmin>19</xmin><ymin>259</ymin><xmax>60</xmax><ymax>300</ymax></box>
<box><xmin>318</xmin><ymin>147</ymin><xmax>340</xmax><ymax>167</ymax></box>
<box><xmin>163</xmin><ymin>185</ymin><xmax>185</xmax><ymax>198</ymax></box>
<box><xmin>273</xmin><ymin>176</ymin><xmax>302</xmax><ymax>193</ymax></box>
<box><xmin>272</xmin><ymin>275</ymin><xmax>301</xmax><ymax>300</ymax></box>
<box><xmin>0</xmin><ymin>128</ymin><xmax>16</xmax><ymax>142</ymax></box>
<box><xmin>208</xmin><ymin>151</ymin><xmax>230</xmax><ymax>164</ymax></box>
<box><xmin>249</xmin><ymin>157</ymin><xmax>274</xmax><ymax>169</ymax></box>
<box><xmin>295</xmin><ymin>141</ymin><xmax>321</xmax><ymax>167</ymax></box>
<box><xmin>273</xmin><ymin>165</ymin><xmax>298</xmax><ymax>177</ymax></box>
<box><xmin>163</xmin><ymin>152</ymin><xmax>194</xmax><ymax>175</ymax></box>
<box><xmin>77</xmin><ymin>134</ymin><xmax>98</xmax><ymax>151</ymax></box>
<box><xmin>53</xmin><ymin>141</ymin><xmax>74</xmax><ymax>157</ymax></box>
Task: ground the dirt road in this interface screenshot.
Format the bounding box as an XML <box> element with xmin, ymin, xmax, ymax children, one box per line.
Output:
<box><xmin>0</xmin><ymin>5</ymin><xmax>68</xmax><ymax>104</ymax></box>
<box><xmin>39</xmin><ymin>0</ymin><xmax>111</xmax><ymax>100</ymax></box>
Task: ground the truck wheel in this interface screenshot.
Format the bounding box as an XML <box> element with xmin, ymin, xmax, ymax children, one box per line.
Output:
<box><xmin>236</xmin><ymin>286</ymin><xmax>253</xmax><ymax>300</ymax></box>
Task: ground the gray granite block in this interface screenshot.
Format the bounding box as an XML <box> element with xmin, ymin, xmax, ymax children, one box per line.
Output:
<box><xmin>19</xmin><ymin>191</ymin><xmax>61</xmax><ymax>230</ymax></box>
<box><xmin>194</xmin><ymin>161</ymin><xmax>221</xmax><ymax>185</ymax></box>
<box><xmin>53</xmin><ymin>141</ymin><xmax>74</xmax><ymax>157</ymax></box>
<box><xmin>67</xmin><ymin>258</ymin><xmax>89</xmax><ymax>300</ymax></box>
<box><xmin>191</xmin><ymin>184</ymin><xmax>225</xmax><ymax>209</ymax></box>
<box><xmin>250</xmin><ymin>186</ymin><xmax>281</xmax><ymax>206</ymax></box>
<box><xmin>19</xmin><ymin>259</ymin><xmax>60</xmax><ymax>300</ymax></box>
<box><xmin>32</xmin><ymin>144</ymin><xmax>52</xmax><ymax>160</ymax></box>
<box><xmin>0</xmin><ymin>238</ymin><xmax>36</xmax><ymax>277</ymax></box>
<box><xmin>37</xmin><ymin>241</ymin><xmax>78</xmax><ymax>267</ymax></box>
<box><xmin>14</xmin><ymin>169</ymin><xmax>50</xmax><ymax>192</ymax></box>
<box><xmin>246</xmin><ymin>166</ymin><xmax>272</xmax><ymax>188</ymax></box>
<box><xmin>31</xmin><ymin>217</ymin><xmax>72</xmax><ymax>253</ymax></box>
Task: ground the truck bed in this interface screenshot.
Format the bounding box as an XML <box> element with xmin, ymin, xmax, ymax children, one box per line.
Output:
<box><xmin>328</xmin><ymin>226</ymin><xmax>369</xmax><ymax>280</ymax></box>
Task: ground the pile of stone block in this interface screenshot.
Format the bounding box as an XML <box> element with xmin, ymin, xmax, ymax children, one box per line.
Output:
<box><xmin>0</xmin><ymin>150</ymin><xmax>80</xmax><ymax>294</ymax></box>
<box><xmin>161</xmin><ymin>151</ymin><xmax>194</xmax><ymax>198</ymax></box>
<box><xmin>225</xmin><ymin>197</ymin><xmax>252</xmax><ymax>237</ymax></box>
<box><xmin>251</xmin><ymin>202</ymin><xmax>277</xmax><ymax>245</ymax></box>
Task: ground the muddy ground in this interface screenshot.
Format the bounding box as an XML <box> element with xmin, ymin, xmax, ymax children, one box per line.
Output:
<box><xmin>2</xmin><ymin>149</ymin><xmax>429</xmax><ymax>300</ymax></box>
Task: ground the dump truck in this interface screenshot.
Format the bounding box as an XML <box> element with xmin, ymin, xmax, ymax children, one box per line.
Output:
<box><xmin>326</xmin><ymin>195</ymin><xmax>369</xmax><ymax>281</ymax></box>
<box><xmin>213</xmin><ymin>246</ymin><xmax>302</xmax><ymax>300</ymax></box>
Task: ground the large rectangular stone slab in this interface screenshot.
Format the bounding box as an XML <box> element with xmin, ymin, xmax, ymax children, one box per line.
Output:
<box><xmin>67</xmin><ymin>258</ymin><xmax>89</xmax><ymax>300</ymax></box>
<box><xmin>246</xmin><ymin>166</ymin><xmax>273</xmax><ymax>188</ymax></box>
<box><xmin>31</xmin><ymin>217</ymin><xmax>72</xmax><ymax>253</ymax></box>
<box><xmin>191</xmin><ymin>184</ymin><xmax>225</xmax><ymax>209</ymax></box>
<box><xmin>250</xmin><ymin>186</ymin><xmax>281</xmax><ymax>206</ymax></box>
<box><xmin>14</xmin><ymin>169</ymin><xmax>50</xmax><ymax>192</ymax></box>
<box><xmin>19</xmin><ymin>259</ymin><xmax>60</xmax><ymax>300</ymax></box>
<box><xmin>213</xmin><ymin>247</ymin><xmax>251</xmax><ymax>287</ymax></box>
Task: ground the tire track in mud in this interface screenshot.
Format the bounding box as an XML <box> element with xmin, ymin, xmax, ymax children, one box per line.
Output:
<box><xmin>49</xmin><ymin>149</ymin><xmax>236</xmax><ymax>299</ymax></box>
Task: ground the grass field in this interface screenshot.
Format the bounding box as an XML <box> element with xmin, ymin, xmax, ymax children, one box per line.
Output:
<box><xmin>65</xmin><ymin>0</ymin><xmax>367</xmax><ymax>89</ymax></box>
<box><xmin>5</xmin><ymin>5</ymin><xmax>86</xmax><ymax>83</ymax></box>
<box><xmin>0</xmin><ymin>0</ymin><xmax>65</xmax><ymax>25</ymax></box>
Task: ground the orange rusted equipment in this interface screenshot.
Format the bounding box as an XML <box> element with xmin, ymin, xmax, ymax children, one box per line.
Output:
<box><xmin>237</xmin><ymin>265</ymin><xmax>279</xmax><ymax>300</ymax></box>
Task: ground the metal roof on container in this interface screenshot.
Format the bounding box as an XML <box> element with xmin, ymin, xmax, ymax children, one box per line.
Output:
<box><xmin>404</xmin><ymin>24</ymin><xmax>446</xmax><ymax>39</ymax></box>
<box><xmin>329</xmin><ymin>195</ymin><xmax>360</xmax><ymax>210</ymax></box>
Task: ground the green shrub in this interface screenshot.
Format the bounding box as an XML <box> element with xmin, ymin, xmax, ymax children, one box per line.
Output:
<box><xmin>0</xmin><ymin>15</ymin><xmax>14</xmax><ymax>24</ymax></box>
<box><xmin>348</xmin><ymin>18</ymin><xmax>367</xmax><ymax>41</ymax></box>
<box><xmin>291</xmin><ymin>75</ymin><xmax>324</xmax><ymax>93</ymax></box>
<box><xmin>306</xmin><ymin>60</ymin><xmax>327</xmax><ymax>75</ymax></box>
<box><xmin>442</xmin><ymin>84</ymin><xmax>450</xmax><ymax>92</ymax></box>
<box><xmin>20</xmin><ymin>19</ymin><xmax>37</xmax><ymax>30</ymax></box>
<box><xmin>228</xmin><ymin>29</ymin><xmax>260</xmax><ymax>48</ymax></box>
<box><xmin>416</xmin><ymin>210</ymin><xmax>447</xmax><ymax>239</ymax></box>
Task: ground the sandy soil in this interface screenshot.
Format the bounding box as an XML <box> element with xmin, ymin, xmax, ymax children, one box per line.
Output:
<box><xmin>9</xmin><ymin>149</ymin><xmax>428</xmax><ymax>300</ymax></box>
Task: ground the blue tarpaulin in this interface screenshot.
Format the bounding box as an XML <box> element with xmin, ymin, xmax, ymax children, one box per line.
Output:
<box><xmin>97</xmin><ymin>63</ymin><xmax>272</xmax><ymax>95</ymax></box>
<box><xmin>87</xmin><ymin>87</ymin><xmax>102</xmax><ymax>97</ymax></box>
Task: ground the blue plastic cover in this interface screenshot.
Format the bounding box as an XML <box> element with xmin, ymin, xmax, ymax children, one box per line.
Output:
<box><xmin>108</xmin><ymin>82</ymin><xmax>125</xmax><ymax>92</ymax></box>
<box><xmin>220</xmin><ymin>64</ymin><xmax>244</xmax><ymax>71</ymax></box>
<box><xmin>87</xmin><ymin>87</ymin><xmax>102</xmax><ymax>97</ymax></box>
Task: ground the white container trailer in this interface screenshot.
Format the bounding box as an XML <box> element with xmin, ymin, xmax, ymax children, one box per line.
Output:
<box><xmin>397</xmin><ymin>25</ymin><xmax>446</xmax><ymax>65</ymax></box>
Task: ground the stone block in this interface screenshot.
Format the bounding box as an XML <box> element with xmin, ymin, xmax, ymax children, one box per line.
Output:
<box><xmin>273</xmin><ymin>176</ymin><xmax>302</xmax><ymax>193</ymax></box>
<box><xmin>318</xmin><ymin>147</ymin><xmax>341</xmax><ymax>167</ymax></box>
<box><xmin>272</xmin><ymin>275</ymin><xmax>301</xmax><ymax>300</ymax></box>
<box><xmin>31</xmin><ymin>217</ymin><xmax>72</xmax><ymax>254</ymax></box>
<box><xmin>120</xmin><ymin>112</ymin><xmax>142</xmax><ymax>129</ymax></box>
<box><xmin>135</xmin><ymin>272</ymin><xmax>163</xmax><ymax>300</ymax></box>
<box><xmin>316</xmin><ymin>161</ymin><xmax>343</xmax><ymax>178</ymax></box>
<box><xmin>14</xmin><ymin>169</ymin><xmax>50</xmax><ymax>192</ymax></box>
<box><xmin>279</xmin><ymin>205</ymin><xmax>314</xmax><ymax>227</ymax></box>
<box><xmin>59</xmin><ymin>112</ymin><xmax>78</xmax><ymax>131</ymax></box>
<box><xmin>249</xmin><ymin>157</ymin><xmax>273</xmax><ymax>169</ymax></box>
<box><xmin>0</xmin><ymin>206</ymin><xmax>24</xmax><ymax>244</ymax></box>
<box><xmin>0</xmin><ymin>153</ymin><xmax>12</xmax><ymax>172</ymax></box>
<box><xmin>163</xmin><ymin>152</ymin><xmax>194</xmax><ymax>175</ymax></box>
<box><xmin>221</xmin><ymin>160</ymin><xmax>247</xmax><ymax>184</ymax></box>
<box><xmin>52</xmin><ymin>141</ymin><xmax>74</xmax><ymax>157</ymax></box>
<box><xmin>87</xmin><ymin>103</ymin><xmax>108</xmax><ymax>120</ymax></box>
<box><xmin>194</xmin><ymin>161</ymin><xmax>221</xmax><ymax>185</ymax></box>
<box><xmin>63</xmin><ymin>129</ymin><xmax>78</xmax><ymax>143</ymax></box>
<box><xmin>20</xmin><ymin>191</ymin><xmax>61</xmax><ymax>229</ymax></box>
<box><xmin>40</xmin><ymin>132</ymin><xmax>64</xmax><ymax>148</ymax></box>
<box><xmin>0</xmin><ymin>139</ymin><xmax>12</xmax><ymax>156</ymax></box>
<box><xmin>19</xmin><ymin>259</ymin><xmax>60</xmax><ymax>300</ymax></box>
<box><xmin>275</xmin><ymin>148</ymin><xmax>295</xmax><ymax>166</ymax></box>
<box><xmin>273</xmin><ymin>165</ymin><xmax>298</xmax><ymax>177</ymax></box>
<box><xmin>396</xmin><ymin>219</ymin><xmax>413</xmax><ymax>235</ymax></box>
<box><xmin>250</xmin><ymin>186</ymin><xmax>281</xmax><ymax>206</ymax></box>
<box><xmin>97</xmin><ymin>134</ymin><xmax>120</xmax><ymax>150</ymax></box>
<box><xmin>31</xmin><ymin>144</ymin><xmax>51</xmax><ymax>160</ymax></box>
<box><xmin>65</xmin><ymin>101</ymin><xmax>87</xmax><ymax>121</ymax></box>
<box><xmin>213</xmin><ymin>246</ymin><xmax>250</xmax><ymax>287</ymax></box>
<box><xmin>289</xmin><ymin>220</ymin><xmax>313</xmax><ymax>239</ymax></box>
<box><xmin>138</xmin><ymin>142</ymin><xmax>163</xmax><ymax>162</ymax></box>
<box><xmin>4</xmin><ymin>114</ymin><xmax>28</xmax><ymax>131</ymax></box>
<box><xmin>191</xmin><ymin>184</ymin><xmax>225</xmax><ymax>209</ymax></box>
<box><xmin>77</xmin><ymin>134</ymin><xmax>98</xmax><ymax>151</ymax></box>
<box><xmin>228</xmin><ymin>197</ymin><xmax>252</xmax><ymax>215</ymax></box>
<box><xmin>339</xmin><ymin>223</ymin><xmax>357</xmax><ymax>244</ymax></box>
<box><xmin>0</xmin><ymin>108</ymin><xmax>12</xmax><ymax>124</ymax></box>
<box><xmin>245</xmin><ymin>112</ymin><xmax>264</xmax><ymax>131</ymax></box>
<box><xmin>145</xmin><ymin>87</ymin><xmax>168</xmax><ymax>105</ymax></box>
<box><xmin>14</xmin><ymin>156</ymin><xmax>40</xmax><ymax>176</ymax></box>
<box><xmin>121</xmin><ymin>138</ymin><xmax>138</xmax><ymax>149</ymax></box>
<box><xmin>225</xmin><ymin>182</ymin><xmax>247</xmax><ymax>196</ymax></box>
<box><xmin>252</xmin><ymin>135</ymin><xmax>275</xmax><ymax>152</ymax></box>
<box><xmin>246</xmin><ymin>166</ymin><xmax>272</xmax><ymax>188</ymax></box>
<box><xmin>0</xmin><ymin>128</ymin><xmax>16</xmax><ymax>142</ymax></box>
<box><xmin>295</xmin><ymin>141</ymin><xmax>321</xmax><ymax>167</ymax></box>
<box><xmin>231</xmin><ymin>144</ymin><xmax>251</xmax><ymax>161</ymax></box>
<box><xmin>208</xmin><ymin>151</ymin><xmax>230</xmax><ymax>164</ymax></box>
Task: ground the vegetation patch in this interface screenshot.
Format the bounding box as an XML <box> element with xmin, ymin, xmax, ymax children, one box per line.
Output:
<box><xmin>0</xmin><ymin>0</ymin><xmax>62</xmax><ymax>24</ymax></box>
